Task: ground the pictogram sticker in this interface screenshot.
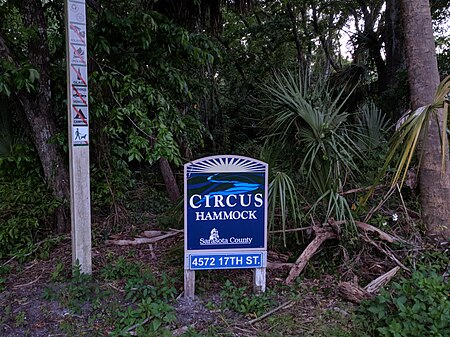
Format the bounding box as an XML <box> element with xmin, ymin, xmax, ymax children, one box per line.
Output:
<box><xmin>70</xmin><ymin>44</ymin><xmax>86</xmax><ymax>65</ymax></box>
<box><xmin>71</xmin><ymin>85</ymin><xmax>88</xmax><ymax>105</ymax></box>
<box><xmin>70</xmin><ymin>65</ymin><xmax>87</xmax><ymax>86</ymax></box>
<box><xmin>72</xmin><ymin>105</ymin><xmax>88</xmax><ymax>126</ymax></box>
<box><xmin>73</xmin><ymin>125</ymin><xmax>89</xmax><ymax>146</ymax></box>
<box><xmin>69</xmin><ymin>23</ymin><xmax>86</xmax><ymax>45</ymax></box>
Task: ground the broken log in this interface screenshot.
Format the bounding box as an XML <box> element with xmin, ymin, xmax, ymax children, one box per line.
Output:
<box><xmin>285</xmin><ymin>226</ymin><xmax>337</xmax><ymax>284</ymax></box>
<box><xmin>142</xmin><ymin>230</ymin><xmax>165</xmax><ymax>238</ymax></box>
<box><xmin>339</xmin><ymin>267</ymin><xmax>401</xmax><ymax>303</ymax></box>
<box><xmin>338</xmin><ymin>281</ymin><xmax>373</xmax><ymax>304</ymax></box>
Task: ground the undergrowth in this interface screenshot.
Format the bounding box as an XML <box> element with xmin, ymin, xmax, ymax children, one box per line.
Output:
<box><xmin>357</xmin><ymin>250</ymin><xmax>449</xmax><ymax>337</ymax></box>
<box><xmin>0</xmin><ymin>143</ymin><xmax>61</xmax><ymax>259</ymax></box>
<box><xmin>219</xmin><ymin>279</ymin><xmax>276</xmax><ymax>318</ymax></box>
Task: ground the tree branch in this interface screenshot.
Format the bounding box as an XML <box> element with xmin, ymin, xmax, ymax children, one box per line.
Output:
<box><xmin>86</xmin><ymin>0</ymin><xmax>101</xmax><ymax>13</ymax></box>
<box><xmin>0</xmin><ymin>30</ymin><xmax>17</xmax><ymax>65</ymax></box>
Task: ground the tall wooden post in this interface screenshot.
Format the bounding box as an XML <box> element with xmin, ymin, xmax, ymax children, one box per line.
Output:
<box><xmin>65</xmin><ymin>0</ymin><xmax>92</xmax><ymax>274</ymax></box>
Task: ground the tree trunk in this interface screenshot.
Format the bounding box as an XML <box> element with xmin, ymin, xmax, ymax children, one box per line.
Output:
<box><xmin>385</xmin><ymin>0</ymin><xmax>406</xmax><ymax>88</ymax></box>
<box><xmin>18</xmin><ymin>1</ymin><xmax>70</xmax><ymax>232</ymax></box>
<box><xmin>400</xmin><ymin>0</ymin><xmax>450</xmax><ymax>240</ymax></box>
<box><xmin>382</xmin><ymin>0</ymin><xmax>407</xmax><ymax>121</ymax></box>
<box><xmin>159</xmin><ymin>157</ymin><xmax>180</xmax><ymax>203</ymax></box>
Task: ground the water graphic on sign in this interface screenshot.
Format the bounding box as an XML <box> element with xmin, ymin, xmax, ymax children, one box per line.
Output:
<box><xmin>190</xmin><ymin>173</ymin><xmax>263</xmax><ymax>207</ymax></box>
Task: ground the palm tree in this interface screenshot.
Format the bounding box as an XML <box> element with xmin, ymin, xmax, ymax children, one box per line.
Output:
<box><xmin>400</xmin><ymin>0</ymin><xmax>450</xmax><ymax>240</ymax></box>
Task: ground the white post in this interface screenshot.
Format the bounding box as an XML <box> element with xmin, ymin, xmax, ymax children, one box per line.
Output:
<box><xmin>253</xmin><ymin>267</ymin><xmax>266</xmax><ymax>294</ymax></box>
<box><xmin>184</xmin><ymin>269</ymin><xmax>196</xmax><ymax>299</ymax></box>
<box><xmin>65</xmin><ymin>0</ymin><xmax>92</xmax><ymax>274</ymax></box>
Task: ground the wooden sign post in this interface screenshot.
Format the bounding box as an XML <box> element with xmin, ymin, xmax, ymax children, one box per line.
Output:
<box><xmin>65</xmin><ymin>0</ymin><xmax>92</xmax><ymax>274</ymax></box>
<box><xmin>184</xmin><ymin>156</ymin><xmax>268</xmax><ymax>298</ymax></box>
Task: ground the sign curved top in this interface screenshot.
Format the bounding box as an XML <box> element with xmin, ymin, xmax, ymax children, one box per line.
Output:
<box><xmin>185</xmin><ymin>155</ymin><xmax>267</xmax><ymax>177</ymax></box>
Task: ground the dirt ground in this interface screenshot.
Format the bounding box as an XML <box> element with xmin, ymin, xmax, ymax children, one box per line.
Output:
<box><xmin>0</xmin><ymin>224</ymin><xmax>361</xmax><ymax>337</ymax></box>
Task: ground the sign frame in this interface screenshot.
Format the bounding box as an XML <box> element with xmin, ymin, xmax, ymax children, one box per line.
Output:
<box><xmin>184</xmin><ymin>155</ymin><xmax>268</xmax><ymax>298</ymax></box>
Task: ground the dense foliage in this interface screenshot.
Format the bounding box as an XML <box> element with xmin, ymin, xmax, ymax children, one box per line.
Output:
<box><xmin>358</xmin><ymin>252</ymin><xmax>450</xmax><ymax>337</ymax></box>
<box><xmin>0</xmin><ymin>2</ymin><xmax>449</xmax><ymax>336</ymax></box>
<box><xmin>0</xmin><ymin>0</ymin><xmax>449</xmax><ymax>251</ymax></box>
<box><xmin>0</xmin><ymin>142</ymin><xmax>60</xmax><ymax>258</ymax></box>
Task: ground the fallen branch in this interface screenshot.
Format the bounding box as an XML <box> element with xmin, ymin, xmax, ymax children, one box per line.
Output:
<box><xmin>1</xmin><ymin>235</ymin><xmax>68</xmax><ymax>267</ymax></box>
<box><xmin>14</xmin><ymin>273</ymin><xmax>43</xmax><ymax>288</ymax></box>
<box><xmin>105</xmin><ymin>231</ymin><xmax>180</xmax><ymax>246</ymax></box>
<box><xmin>396</xmin><ymin>184</ymin><xmax>412</xmax><ymax>223</ymax></box>
<box><xmin>355</xmin><ymin>221</ymin><xmax>397</xmax><ymax>243</ymax></box>
<box><xmin>234</xmin><ymin>325</ymin><xmax>258</xmax><ymax>334</ymax></box>
<box><xmin>340</xmin><ymin>184</ymin><xmax>383</xmax><ymax>196</ymax></box>
<box><xmin>248</xmin><ymin>301</ymin><xmax>293</xmax><ymax>325</ymax></box>
<box><xmin>285</xmin><ymin>226</ymin><xmax>337</xmax><ymax>284</ymax></box>
<box><xmin>268</xmin><ymin>251</ymin><xmax>290</xmax><ymax>262</ymax></box>
<box><xmin>148</xmin><ymin>244</ymin><xmax>156</xmax><ymax>259</ymax></box>
<box><xmin>125</xmin><ymin>317</ymin><xmax>149</xmax><ymax>335</ymax></box>
<box><xmin>142</xmin><ymin>230</ymin><xmax>165</xmax><ymax>238</ymax></box>
<box><xmin>361</xmin><ymin>234</ymin><xmax>410</xmax><ymax>272</ymax></box>
<box><xmin>364</xmin><ymin>267</ymin><xmax>400</xmax><ymax>294</ymax></box>
<box><xmin>364</xmin><ymin>186</ymin><xmax>396</xmax><ymax>223</ymax></box>
<box><xmin>172</xmin><ymin>325</ymin><xmax>190</xmax><ymax>336</ymax></box>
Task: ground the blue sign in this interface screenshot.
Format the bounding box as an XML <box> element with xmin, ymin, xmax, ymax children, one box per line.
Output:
<box><xmin>184</xmin><ymin>156</ymin><xmax>268</xmax><ymax>253</ymax></box>
<box><xmin>188</xmin><ymin>253</ymin><xmax>264</xmax><ymax>270</ymax></box>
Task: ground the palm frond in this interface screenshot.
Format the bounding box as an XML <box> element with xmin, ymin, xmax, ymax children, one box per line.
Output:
<box><xmin>367</xmin><ymin>75</ymin><xmax>450</xmax><ymax>196</ymax></box>
<box><xmin>262</xmin><ymin>69</ymin><xmax>362</xmax><ymax>234</ymax></box>
<box><xmin>268</xmin><ymin>171</ymin><xmax>301</xmax><ymax>246</ymax></box>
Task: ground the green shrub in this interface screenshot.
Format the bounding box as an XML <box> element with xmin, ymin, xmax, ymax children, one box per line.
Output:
<box><xmin>111</xmin><ymin>272</ymin><xmax>177</xmax><ymax>336</ymax></box>
<box><xmin>0</xmin><ymin>143</ymin><xmax>61</xmax><ymax>259</ymax></box>
<box><xmin>124</xmin><ymin>272</ymin><xmax>177</xmax><ymax>303</ymax></box>
<box><xmin>358</xmin><ymin>267</ymin><xmax>449</xmax><ymax>337</ymax></box>
<box><xmin>100</xmin><ymin>256</ymin><xmax>144</xmax><ymax>280</ymax></box>
<box><xmin>220</xmin><ymin>280</ymin><xmax>275</xmax><ymax>318</ymax></box>
<box><xmin>45</xmin><ymin>263</ymin><xmax>102</xmax><ymax>314</ymax></box>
